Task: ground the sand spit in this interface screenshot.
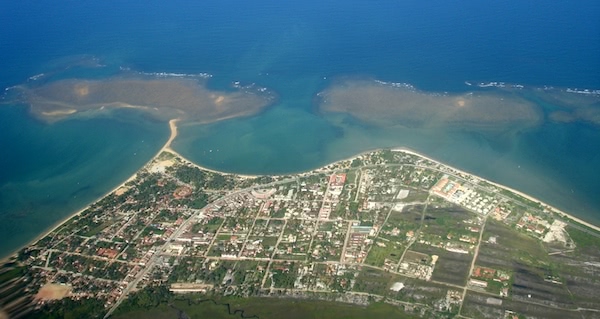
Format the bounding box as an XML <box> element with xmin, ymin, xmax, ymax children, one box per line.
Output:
<box><xmin>20</xmin><ymin>77</ymin><xmax>273</xmax><ymax>123</ymax></box>
<box><xmin>318</xmin><ymin>79</ymin><xmax>542</xmax><ymax>129</ymax></box>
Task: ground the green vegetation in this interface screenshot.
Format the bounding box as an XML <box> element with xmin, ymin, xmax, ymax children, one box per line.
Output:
<box><xmin>397</xmin><ymin>189</ymin><xmax>429</xmax><ymax>202</ymax></box>
<box><xmin>365</xmin><ymin>242</ymin><xmax>402</xmax><ymax>267</ymax></box>
<box><xmin>112</xmin><ymin>285</ymin><xmax>173</xmax><ymax>316</ymax></box>
<box><xmin>345</xmin><ymin>169</ymin><xmax>358</xmax><ymax>185</ymax></box>
<box><xmin>499</xmin><ymin>188</ymin><xmax>543</xmax><ymax>211</ymax></box>
<box><xmin>271</xmin><ymin>207</ymin><xmax>286</xmax><ymax>218</ymax></box>
<box><xmin>0</xmin><ymin>266</ymin><xmax>25</xmax><ymax>282</ymax></box>
<box><xmin>79</xmin><ymin>221</ymin><xmax>111</xmax><ymax>237</ymax></box>
<box><xmin>272</xmin><ymin>262</ymin><xmax>298</xmax><ymax>288</ymax></box>
<box><xmin>192</xmin><ymin>216</ymin><xmax>223</xmax><ymax>233</ymax></box>
<box><xmin>27</xmin><ymin>298</ymin><xmax>106</xmax><ymax>319</ymax></box>
<box><xmin>566</xmin><ymin>225</ymin><xmax>600</xmax><ymax>253</ymax></box>
<box><xmin>206</xmin><ymin>173</ymin><xmax>234</xmax><ymax>190</ymax></box>
<box><xmin>114</xmin><ymin>296</ymin><xmax>418</xmax><ymax>319</ymax></box>
<box><xmin>6</xmin><ymin>149</ymin><xmax>600</xmax><ymax>319</ymax></box>
<box><xmin>498</xmin><ymin>221</ymin><xmax>549</xmax><ymax>265</ymax></box>
<box><xmin>354</xmin><ymin>268</ymin><xmax>394</xmax><ymax>295</ymax></box>
<box><xmin>237</xmin><ymin>176</ymin><xmax>274</xmax><ymax>189</ymax></box>
<box><xmin>173</xmin><ymin>165</ymin><xmax>205</xmax><ymax>186</ymax></box>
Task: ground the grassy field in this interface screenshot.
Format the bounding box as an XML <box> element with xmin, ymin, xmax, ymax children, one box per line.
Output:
<box><xmin>566</xmin><ymin>225</ymin><xmax>600</xmax><ymax>254</ymax></box>
<box><xmin>478</xmin><ymin>220</ymin><xmax>550</xmax><ymax>268</ymax></box>
<box><xmin>365</xmin><ymin>241</ymin><xmax>403</xmax><ymax>267</ymax></box>
<box><xmin>475</xmin><ymin>220</ymin><xmax>579</xmax><ymax>309</ymax></box>
<box><xmin>411</xmin><ymin>243</ymin><xmax>471</xmax><ymax>287</ymax></box>
<box><xmin>461</xmin><ymin>291</ymin><xmax>578</xmax><ymax>319</ymax></box>
<box><xmin>112</xmin><ymin>297</ymin><xmax>419</xmax><ymax>319</ymax></box>
<box><xmin>0</xmin><ymin>266</ymin><xmax>24</xmax><ymax>283</ymax></box>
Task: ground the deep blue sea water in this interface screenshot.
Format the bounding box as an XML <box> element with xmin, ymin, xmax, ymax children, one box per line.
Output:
<box><xmin>1</xmin><ymin>1</ymin><xmax>599</xmax><ymax>258</ymax></box>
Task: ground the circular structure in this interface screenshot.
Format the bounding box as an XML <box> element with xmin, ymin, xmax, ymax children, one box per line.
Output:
<box><xmin>251</xmin><ymin>188</ymin><xmax>276</xmax><ymax>199</ymax></box>
<box><xmin>173</xmin><ymin>186</ymin><xmax>193</xmax><ymax>199</ymax></box>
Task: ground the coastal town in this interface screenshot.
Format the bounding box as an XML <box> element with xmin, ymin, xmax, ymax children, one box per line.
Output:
<box><xmin>1</xmin><ymin>144</ymin><xmax>600</xmax><ymax>318</ymax></box>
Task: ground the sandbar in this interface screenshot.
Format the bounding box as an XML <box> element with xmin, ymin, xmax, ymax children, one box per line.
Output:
<box><xmin>17</xmin><ymin>77</ymin><xmax>274</xmax><ymax>123</ymax></box>
<box><xmin>318</xmin><ymin>79</ymin><xmax>542</xmax><ymax>130</ymax></box>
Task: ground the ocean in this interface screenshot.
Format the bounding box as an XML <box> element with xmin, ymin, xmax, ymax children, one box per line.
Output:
<box><xmin>1</xmin><ymin>0</ymin><xmax>599</xmax><ymax>258</ymax></box>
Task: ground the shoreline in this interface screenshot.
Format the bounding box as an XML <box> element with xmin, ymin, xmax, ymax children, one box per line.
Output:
<box><xmin>1</xmin><ymin>119</ymin><xmax>179</xmax><ymax>263</ymax></box>
<box><xmin>2</xmin><ymin>123</ymin><xmax>599</xmax><ymax>263</ymax></box>
<box><xmin>0</xmin><ymin>118</ymin><xmax>248</xmax><ymax>263</ymax></box>
<box><xmin>390</xmin><ymin>147</ymin><xmax>600</xmax><ymax>233</ymax></box>
<box><xmin>319</xmin><ymin>146</ymin><xmax>600</xmax><ymax>232</ymax></box>
<box><xmin>162</xmin><ymin>147</ymin><xmax>261</xmax><ymax>180</ymax></box>
<box><xmin>162</xmin><ymin>121</ymin><xmax>260</xmax><ymax>179</ymax></box>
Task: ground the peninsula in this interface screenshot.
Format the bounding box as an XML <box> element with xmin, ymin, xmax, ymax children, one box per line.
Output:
<box><xmin>1</xmin><ymin>121</ymin><xmax>599</xmax><ymax>319</ymax></box>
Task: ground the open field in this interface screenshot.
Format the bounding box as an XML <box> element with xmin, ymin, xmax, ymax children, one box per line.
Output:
<box><xmin>462</xmin><ymin>291</ymin><xmax>582</xmax><ymax>319</ymax></box>
<box><xmin>113</xmin><ymin>297</ymin><xmax>419</xmax><ymax>319</ymax></box>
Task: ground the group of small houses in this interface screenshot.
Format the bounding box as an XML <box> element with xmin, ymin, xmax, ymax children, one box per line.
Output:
<box><xmin>157</xmin><ymin>172</ymin><xmax>370</xmax><ymax>294</ymax></box>
<box><xmin>25</xmin><ymin>152</ymin><xmax>572</xmax><ymax>313</ymax></box>
<box><xmin>468</xmin><ymin>266</ymin><xmax>511</xmax><ymax>297</ymax></box>
<box><xmin>163</xmin><ymin>169</ymin><xmax>519</xmax><ymax>298</ymax></box>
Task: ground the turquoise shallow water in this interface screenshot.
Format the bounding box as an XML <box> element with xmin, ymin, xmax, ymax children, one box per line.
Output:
<box><xmin>1</xmin><ymin>0</ymin><xmax>599</xmax><ymax>258</ymax></box>
<box><xmin>0</xmin><ymin>106</ymin><xmax>168</xmax><ymax>257</ymax></box>
<box><xmin>175</xmin><ymin>99</ymin><xmax>600</xmax><ymax>226</ymax></box>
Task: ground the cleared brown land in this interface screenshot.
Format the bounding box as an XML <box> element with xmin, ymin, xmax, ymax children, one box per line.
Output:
<box><xmin>35</xmin><ymin>284</ymin><xmax>71</xmax><ymax>301</ymax></box>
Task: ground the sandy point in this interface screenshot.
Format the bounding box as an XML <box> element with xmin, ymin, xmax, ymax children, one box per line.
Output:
<box><xmin>455</xmin><ymin>98</ymin><xmax>466</xmax><ymax>107</ymax></box>
<box><xmin>214</xmin><ymin>95</ymin><xmax>225</xmax><ymax>105</ymax></box>
<box><xmin>155</xmin><ymin>118</ymin><xmax>258</xmax><ymax>178</ymax></box>
<box><xmin>162</xmin><ymin>119</ymin><xmax>180</xmax><ymax>151</ymax></box>
<box><xmin>41</xmin><ymin>109</ymin><xmax>77</xmax><ymax>116</ymax></box>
